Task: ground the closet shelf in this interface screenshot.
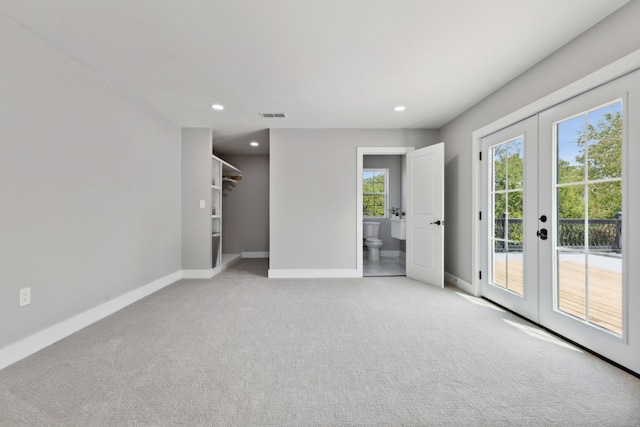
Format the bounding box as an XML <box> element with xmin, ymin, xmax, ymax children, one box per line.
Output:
<box><xmin>219</xmin><ymin>158</ymin><xmax>242</xmax><ymax>176</ymax></box>
<box><xmin>210</xmin><ymin>154</ymin><xmax>242</xmax><ymax>269</ymax></box>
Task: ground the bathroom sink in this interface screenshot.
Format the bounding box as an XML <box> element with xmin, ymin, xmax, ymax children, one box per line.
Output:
<box><xmin>390</xmin><ymin>218</ymin><xmax>406</xmax><ymax>240</ymax></box>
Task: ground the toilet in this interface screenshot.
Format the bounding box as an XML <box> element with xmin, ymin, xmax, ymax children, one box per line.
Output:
<box><xmin>363</xmin><ymin>221</ymin><xmax>383</xmax><ymax>262</ymax></box>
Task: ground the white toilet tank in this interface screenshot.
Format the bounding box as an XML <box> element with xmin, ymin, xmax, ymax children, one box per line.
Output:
<box><xmin>363</xmin><ymin>221</ymin><xmax>381</xmax><ymax>239</ymax></box>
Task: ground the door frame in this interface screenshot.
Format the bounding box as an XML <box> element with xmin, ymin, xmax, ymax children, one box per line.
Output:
<box><xmin>472</xmin><ymin>49</ymin><xmax>640</xmax><ymax>297</ymax></box>
<box><xmin>357</xmin><ymin>146</ymin><xmax>414</xmax><ymax>277</ymax></box>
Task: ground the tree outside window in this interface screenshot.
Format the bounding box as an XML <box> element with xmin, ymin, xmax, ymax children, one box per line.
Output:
<box><xmin>363</xmin><ymin>169</ymin><xmax>388</xmax><ymax>217</ymax></box>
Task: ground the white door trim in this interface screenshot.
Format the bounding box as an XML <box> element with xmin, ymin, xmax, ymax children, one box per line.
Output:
<box><xmin>357</xmin><ymin>147</ymin><xmax>414</xmax><ymax>277</ymax></box>
<box><xmin>472</xmin><ymin>48</ymin><xmax>640</xmax><ymax>297</ymax></box>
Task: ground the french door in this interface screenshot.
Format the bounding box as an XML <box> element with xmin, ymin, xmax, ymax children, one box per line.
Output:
<box><xmin>481</xmin><ymin>71</ymin><xmax>640</xmax><ymax>374</ymax></box>
<box><xmin>481</xmin><ymin>116</ymin><xmax>539</xmax><ymax>321</ymax></box>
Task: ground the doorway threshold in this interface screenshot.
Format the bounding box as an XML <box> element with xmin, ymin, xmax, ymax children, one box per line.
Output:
<box><xmin>363</xmin><ymin>256</ymin><xmax>406</xmax><ymax>277</ymax></box>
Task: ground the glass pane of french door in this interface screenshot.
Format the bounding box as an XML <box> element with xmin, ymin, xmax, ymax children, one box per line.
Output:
<box><xmin>491</xmin><ymin>137</ymin><xmax>524</xmax><ymax>295</ymax></box>
<box><xmin>554</xmin><ymin>101</ymin><xmax>623</xmax><ymax>335</ymax></box>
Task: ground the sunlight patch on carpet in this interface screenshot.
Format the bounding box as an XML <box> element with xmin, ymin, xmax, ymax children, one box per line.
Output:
<box><xmin>503</xmin><ymin>319</ymin><xmax>582</xmax><ymax>352</ymax></box>
<box><xmin>456</xmin><ymin>292</ymin><xmax>505</xmax><ymax>312</ymax></box>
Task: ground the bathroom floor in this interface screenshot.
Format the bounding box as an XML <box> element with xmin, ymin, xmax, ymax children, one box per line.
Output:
<box><xmin>363</xmin><ymin>256</ymin><xmax>406</xmax><ymax>277</ymax></box>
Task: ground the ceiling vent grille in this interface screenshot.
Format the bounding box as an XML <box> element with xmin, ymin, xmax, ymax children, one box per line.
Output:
<box><xmin>260</xmin><ymin>113</ymin><xmax>287</xmax><ymax>118</ymax></box>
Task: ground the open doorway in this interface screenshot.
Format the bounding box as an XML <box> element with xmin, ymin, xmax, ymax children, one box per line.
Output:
<box><xmin>362</xmin><ymin>155</ymin><xmax>406</xmax><ymax>276</ymax></box>
<box><xmin>357</xmin><ymin>145</ymin><xmax>445</xmax><ymax>287</ymax></box>
<box><xmin>357</xmin><ymin>147</ymin><xmax>414</xmax><ymax>278</ymax></box>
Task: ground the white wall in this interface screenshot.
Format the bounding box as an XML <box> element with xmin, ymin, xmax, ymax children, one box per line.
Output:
<box><xmin>439</xmin><ymin>1</ymin><xmax>640</xmax><ymax>284</ymax></box>
<box><xmin>0</xmin><ymin>16</ymin><xmax>181</xmax><ymax>349</ymax></box>
<box><xmin>269</xmin><ymin>129</ymin><xmax>438</xmax><ymax>275</ymax></box>
<box><xmin>221</xmin><ymin>155</ymin><xmax>270</xmax><ymax>255</ymax></box>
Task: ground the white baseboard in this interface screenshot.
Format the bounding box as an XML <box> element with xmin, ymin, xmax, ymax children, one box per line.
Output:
<box><xmin>0</xmin><ymin>270</ymin><xmax>182</xmax><ymax>371</ymax></box>
<box><xmin>380</xmin><ymin>250</ymin><xmax>400</xmax><ymax>257</ymax></box>
<box><xmin>444</xmin><ymin>271</ymin><xmax>476</xmax><ymax>296</ymax></box>
<box><xmin>242</xmin><ymin>251</ymin><xmax>269</xmax><ymax>258</ymax></box>
<box><xmin>181</xmin><ymin>269</ymin><xmax>215</xmax><ymax>279</ymax></box>
<box><xmin>182</xmin><ymin>253</ymin><xmax>243</xmax><ymax>279</ymax></box>
<box><xmin>268</xmin><ymin>269</ymin><xmax>360</xmax><ymax>278</ymax></box>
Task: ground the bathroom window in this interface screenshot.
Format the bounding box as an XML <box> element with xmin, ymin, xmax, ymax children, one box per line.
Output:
<box><xmin>363</xmin><ymin>169</ymin><xmax>388</xmax><ymax>218</ymax></box>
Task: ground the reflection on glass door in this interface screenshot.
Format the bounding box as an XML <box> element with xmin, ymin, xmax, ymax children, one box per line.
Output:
<box><xmin>490</xmin><ymin>137</ymin><xmax>525</xmax><ymax>296</ymax></box>
<box><xmin>554</xmin><ymin>101</ymin><xmax>623</xmax><ymax>334</ymax></box>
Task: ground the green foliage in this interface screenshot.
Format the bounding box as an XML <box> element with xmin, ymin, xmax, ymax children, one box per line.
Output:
<box><xmin>583</xmin><ymin>111</ymin><xmax>622</xmax><ymax>180</ymax></box>
<box><xmin>557</xmin><ymin>184</ymin><xmax>585</xmax><ymax>219</ymax></box>
<box><xmin>491</xmin><ymin>108</ymin><xmax>622</xmax><ymax>251</ymax></box>
<box><xmin>492</xmin><ymin>105</ymin><xmax>622</xmax><ymax>241</ymax></box>
<box><xmin>363</xmin><ymin>172</ymin><xmax>386</xmax><ymax>217</ymax></box>
<box><xmin>363</xmin><ymin>195</ymin><xmax>385</xmax><ymax>216</ymax></box>
<box><xmin>559</xmin><ymin>110</ymin><xmax>622</xmax><ymax>219</ymax></box>
<box><xmin>492</xmin><ymin>139</ymin><xmax>524</xmax><ymax>242</ymax></box>
<box><xmin>362</xmin><ymin>172</ymin><xmax>385</xmax><ymax>193</ymax></box>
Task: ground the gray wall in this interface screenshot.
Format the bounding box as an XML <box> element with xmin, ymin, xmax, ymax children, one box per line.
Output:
<box><xmin>269</xmin><ymin>129</ymin><xmax>438</xmax><ymax>271</ymax></box>
<box><xmin>0</xmin><ymin>16</ymin><xmax>182</xmax><ymax>348</ymax></box>
<box><xmin>363</xmin><ymin>155</ymin><xmax>402</xmax><ymax>252</ymax></box>
<box><xmin>439</xmin><ymin>1</ymin><xmax>640</xmax><ymax>284</ymax></box>
<box><xmin>181</xmin><ymin>128</ymin><xmax>213</xmax><ymax>269</ymax></box>
<box><xmin>221</xmin><ymin>155</ymin><xmax>270</xmax><ymax>254</ymax></box>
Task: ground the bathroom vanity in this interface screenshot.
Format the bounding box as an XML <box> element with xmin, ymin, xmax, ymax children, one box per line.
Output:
<box><xmin>390</xmin><ymin>218</ymin><xmax>406</xmax><ymax>240</ymax></box>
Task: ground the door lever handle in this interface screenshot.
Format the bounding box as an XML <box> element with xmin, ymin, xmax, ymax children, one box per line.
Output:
<box><xmin>537</xmin><ymin>228</ymin><xmax>548</xmax><ymax>240</ymax></box>
<box><xmin>430</xmin><ymin>220</ymin><xmax>444</xmax><ymax>226</ymax></box>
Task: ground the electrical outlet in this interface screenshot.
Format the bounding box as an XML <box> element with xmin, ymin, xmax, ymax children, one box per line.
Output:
<box><xmin>199</xmin><ymin>200</ymin><xmax>205</xmax><ymax>209</ymax></box>
<box><xmin>19</xmin><ymin>287</ymin><xmax>31</xmax><ymax>307</ymax></box>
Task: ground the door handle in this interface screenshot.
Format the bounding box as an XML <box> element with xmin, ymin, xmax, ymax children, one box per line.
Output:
<box><xmin>430</xmin><ymin>220</ymin><xmax>444</xmax><ymax>226</ymax></box>
<box><xmin>537</xmin><ymin>228</ymin><xmax>548</xmax><ymax>240</ymax></box>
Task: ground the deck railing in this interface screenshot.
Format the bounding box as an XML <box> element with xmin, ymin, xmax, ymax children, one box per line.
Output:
<box><xmin>494</xmin><ymin>215</ymin><xmax>622</xmax><ymax>253</ymax></box>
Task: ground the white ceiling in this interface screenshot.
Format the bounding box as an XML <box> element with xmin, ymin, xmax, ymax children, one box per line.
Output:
<box><xmin>0</xmin><ymin>0</ymin><xmax>629</xmax><ymax>155</ymax></box>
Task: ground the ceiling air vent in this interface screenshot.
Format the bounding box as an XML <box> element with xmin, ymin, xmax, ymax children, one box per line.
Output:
<box><xmin>260</xmin><ymin>113</ymin><xmax>287</xmax><ymax>118</ymax></box>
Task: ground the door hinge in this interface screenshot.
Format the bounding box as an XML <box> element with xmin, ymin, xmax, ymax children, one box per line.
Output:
<box><xmin>479</xmin><ymin>211</ymin><xmax>482</xmax><ymax>221</ymax></box>
<box><xmin>479</xmin><ymin>151</ymin><xmax>482</xmax><ymax>161</ymax></box>
<box><xmin>479</xmin><ymin>270</ymin><xmax>482</xmax><ymax>280</ymax></box>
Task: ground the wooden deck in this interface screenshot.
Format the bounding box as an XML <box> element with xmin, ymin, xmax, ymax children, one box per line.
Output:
<box><xmin>493</xmin><ymin>259</ymin><xmax>622</xmax><ymax>334</ymax></box>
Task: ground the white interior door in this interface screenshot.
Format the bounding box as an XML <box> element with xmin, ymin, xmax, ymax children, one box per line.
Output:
<box><xmin>406</xmin><ymin>143</ymin><xmax>444</xmax><ymax>287</ymax></box>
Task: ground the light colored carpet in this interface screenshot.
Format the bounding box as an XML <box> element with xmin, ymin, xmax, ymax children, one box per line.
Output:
<box><xmin>1</xmin><ymin>258</ymin><xmax>639</xmax><ymax>426</ymax></box>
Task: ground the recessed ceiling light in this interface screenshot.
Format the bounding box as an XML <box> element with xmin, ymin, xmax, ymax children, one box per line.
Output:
<box><xmin>250</xmin><ymin>141</ymin><xmax>259</xmax><ymax>147</ymax></box>
<box><xmin>211</xmin><ymin>104</ymin><xmax>224</xmax><ymax>110</ymax></box>
<box><xmin>394</xmin><ymin>106</ymin><xmax>406</xmax><ymax>112</ymax></box>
